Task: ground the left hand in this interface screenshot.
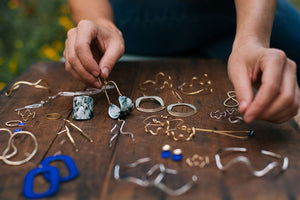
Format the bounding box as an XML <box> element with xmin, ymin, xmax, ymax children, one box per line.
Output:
<box><xmin>228</xmin><ymin>38</ymin><xmax>299</xmax><ymax>123</ymax></box>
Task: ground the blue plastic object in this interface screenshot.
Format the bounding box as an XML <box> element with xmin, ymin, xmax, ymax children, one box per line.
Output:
<box><xmin>161</xmin><ymin>150</ymin><xmax>171</xmax><ymax>159</ymax></box>
<box><xmin>40</xmin><ymin>155</ymin><xmax>79</xmax><ymax>182</ymax></box>
<box><xmin>172</xmin><ymin>154</ymin><xmax>183</xmax><ymax>161</ymax></box>
<box><xmin>23</xmin><ymin>165</ymin><xmax>60</xmax><ymax>199</ymax></box>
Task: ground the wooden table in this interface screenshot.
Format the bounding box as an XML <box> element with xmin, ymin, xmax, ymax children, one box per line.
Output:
<box><xmin>0</xmin><ymin>60</ymin><xmax>299</xmax><ymax>200</ymax></box>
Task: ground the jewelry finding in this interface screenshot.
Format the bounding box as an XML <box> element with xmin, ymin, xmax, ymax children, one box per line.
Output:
<box><xmin>5</xmin><ymin>79</ymin><xmax>50</xmax><ymax>97</ymax></box>
<box><xmin>5</xmin><ymin>120</ymin><xmax>25</xmax><ymax>127</ymax></box>
<box><xmin>2</xmin><ymin>131</ymin><xmax>38</xmax><ymax>165</ymax></box>
<box><xmin>114</xmin><ymin>157</ymin><xmax>197</xmax><ymax>196</ymax></box>
<box><xmin>17</xmin><ymin>109</ymin><xmax>36</xmax><ymax>122</ymax></box>
<box><xmin>135</xmin><ymin>96</ymin><xmax>165</xmax><ymax>113</ymax></box>
<box><xmin>138</xmin><ymin>72</ymin><xmax>173</xmax><ymax>91</ymax></box>
<box><xmin>215</xmin><ymin>147</ymin><xmax>289</xmax><ymax>177</ymax></box>
<box><xmin>223</xmin><ymin>91</ymin><xmax>239</xmax><ymax>108</ymax></box>
<box><xmin>0</xmin><ymin>128</ymin><xmax>17</xmax><ymax>160</ymax></box>
<box><xmin>171</xmin><ymin>149</ymin><xmax>183</xmax><ymax>161</ymax></box>
<box><xmin>46</xmin><ymin>113</ymin><xmax>61</xmax><ymax>120</ymax></box>
<box><xmin>178</xmin><ymin>75</ymin><xmax>213</xmax><ymax>95</ymax></box>
<box><xmin>167</xmin><ymin>103</ymin><xmax>197</xmax><ymax>117</ymax></box>
<box><xmin>109</xmin><ymin>119</ymin><xmax>134</xmax><ymax>147</ymax></box>
<box><xmin>161</xmin><ymin>144</ymin><xmax>171</xmax><ymax>159</ymax></box>
<box><xmin>104</xmin><ymin>80</ymin><xmax>134</xmax><ymax>119</ymax></box>
<box><xmin>15</xmin><ymin>87</ymin><xmax>110</xmax><ymax>111</ymax></box>
<box><xmin>58</xmin><ymin>119</ymin><xmax>93</xmax><ymax>152</ymax></box>
<box><xmin>186</xmin><ymin>154</ymin><xmax>209</xmax><ymax>168</ymax></box>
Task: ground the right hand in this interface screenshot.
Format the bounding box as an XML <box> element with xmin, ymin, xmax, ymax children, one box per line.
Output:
<box><xmin>64</xmin><ymin>19</ymin><xmax>125</xmax><ymax>87</ymax></box>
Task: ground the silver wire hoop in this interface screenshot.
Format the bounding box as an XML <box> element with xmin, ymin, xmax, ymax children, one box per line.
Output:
<box><xmin>2</xmin><ymin>131</ymin><xmax>38</xmax><ymax>165</ymax></box>
<box><xmin>167</xmin><ymin>103</ymin><xmax>197</xmax><ymax>117</ymax></box>
<box><xmin>135</xmin><ymin>96</ymin><xmax>165</xmax><ymax>113</ymax></box>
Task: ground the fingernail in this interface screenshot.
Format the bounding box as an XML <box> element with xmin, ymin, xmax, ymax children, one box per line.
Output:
<box><xmin>102</xmin><ymin>67</ymin><xmax>109</xmax><ymax>78</ymax></box>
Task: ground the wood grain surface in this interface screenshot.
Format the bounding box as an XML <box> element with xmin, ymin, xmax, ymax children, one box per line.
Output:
<box><xmin>0</xmin><ymin>60</ymin><xmax>299</xmax><ymax>200</ymax></box>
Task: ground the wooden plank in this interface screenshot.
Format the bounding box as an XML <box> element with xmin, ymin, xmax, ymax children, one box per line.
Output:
<box><xmin>102</xmin><ymin>59</ymin><xmax>300</xmax><ymax>200</ymax></box>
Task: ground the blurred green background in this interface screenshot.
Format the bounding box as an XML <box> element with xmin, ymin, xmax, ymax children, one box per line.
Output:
<box><xmin>0</xmin><ymin>0</ymin><xmax>300</xmax><ymax>91</ymax></box>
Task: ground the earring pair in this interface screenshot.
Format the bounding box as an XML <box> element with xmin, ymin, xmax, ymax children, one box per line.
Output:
<box><xmin>161</xmin><ymin>144</ymin><xmax>182</xmax><ymax>161</ymax></box>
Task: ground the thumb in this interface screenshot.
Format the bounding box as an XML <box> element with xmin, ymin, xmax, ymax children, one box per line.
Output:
<box><xmin>228</xmin><ymin>64</ymin><xmax>253</xmax><ymax>114</ymax></box>
<box><xmin>99</xmin><ymin>41</ymin><xmax>125</xmax><ymax>79</ymax></box>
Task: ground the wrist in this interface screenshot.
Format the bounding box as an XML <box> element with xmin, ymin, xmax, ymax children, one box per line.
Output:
<box><xmin>232</xmin><ymin>34</ymin><xmax>269</xmax><ymax>51</ymax></box>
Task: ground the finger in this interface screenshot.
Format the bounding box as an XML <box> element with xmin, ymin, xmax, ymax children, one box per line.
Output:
<box><xmin>99</xmin><ymin>36</ymin><xmax>125</xmax><ymax>79</ymax></box>
<box><xmin>228</xmin><ymin>62</ymin><xmax>253</xmax><ymax>114</ymax></box>
<box><xmin>66</xmin><ymin>28</ymin><xmax>100</xmax><ymax>87</ymax></box>
<box><xmin>243</xmin><ymin>51</ymin><xmax>286</xmax><ymax>123</ymax></box>
<box><xmin>75</xmin><ymin>20</ymin><xmax>101</xmax><ymax>77</ymax></box>
<box><xmin>257</xmin><ymin>59</ymin><xmax>298</xmax><ymax>122</ymax></box>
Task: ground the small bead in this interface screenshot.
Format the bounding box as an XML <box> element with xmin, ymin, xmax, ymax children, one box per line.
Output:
<box><xmin>161</xmin><ymin>144</ymin><xmax>171</xmax><ymax>159</ymax></box>
<box><xmin>248</xmin><ymin>130</ymin><xmax>254</xmax><ymax>137</ymax></box>
<box><xmin>18</xmin><ymin>122</ymin><xmax>25</xmax><ymax>126</ymax></box>
<box><xmin>172</xmin><ymin>148</ymin><xmax>182</xmax><ymax>161</ymax></box>
<box><xmin>14</xmin><ymin>128</ymin><xmax>22</xmax><ymax>132</ymax></box>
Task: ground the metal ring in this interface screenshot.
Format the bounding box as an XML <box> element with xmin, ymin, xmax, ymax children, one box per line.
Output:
<box><xmin>46</xmin><ymin>113</ymin><xmax>61</xmax><ymax>120</ymax></box>
<box><xmin>166</xmin><ymin>103</ymin><xmax>197</xmax><ymax>117</ymax></box>
<box><xmin>135</xmin><ymin>96</ymin><xmax>165</xmax><ymax>113</ymax></box>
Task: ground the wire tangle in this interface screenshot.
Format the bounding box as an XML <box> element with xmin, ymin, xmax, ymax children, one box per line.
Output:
<box><xmin>114</xmin><ymin>157</ymin><xmax>197</xmax><ymax>196</ymax></box>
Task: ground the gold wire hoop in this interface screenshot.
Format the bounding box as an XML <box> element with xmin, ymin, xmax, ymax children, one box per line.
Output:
<box><xmin>5</xmin><ymin>79</ymin><xmax>50</xmax><ymax>96</ymax></box>
<box><xmin>0</xmin><ymin>128</ymin><xmax>17</xmax><ymax>160</ymax></box>
<box><xmin>2</xmin><ymin>131</ymin><xmax>38</xmax><ymax>165</ymax></box>
<box><xmin>5</xmin><ymin>120</ymin><xmax>24</xmax><ymax>127</ymax></box>
<box><xmin>135</xmin><ymin>96</ymin><xmax>165</xmax><ymax>113</ymax></box>
<box><xmin>46</xmin><ymin>113</ymin><xmax>61</xmax><ymax>120</ymax></box>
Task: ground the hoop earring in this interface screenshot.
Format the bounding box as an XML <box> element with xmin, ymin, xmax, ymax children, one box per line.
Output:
<box><xmin>167</xmin><ymin>103</ymin><xmax>197</xmax><ymax>117</ymax></box>
<box><xmin>104</xmin><ymin>80</ymin><xmax>134</xmax><ymax>119</ymax></box>
<box><xmin>135</xmin><ymin>96</ymin><xmax>165</xmax><ymax>113</ymax></box>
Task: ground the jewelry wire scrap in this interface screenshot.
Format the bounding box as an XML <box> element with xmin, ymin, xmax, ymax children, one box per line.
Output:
<box><xmin>215</xmin><ymin>147</ymin><xmax>289</xmax><ymax>177</ymax></box>
<box><xmin>5</xmin><ymin>79</ymin><xmax>51</xmax><ymax>97</ymax></box>
<box><xmin>114</xmin><ymin>157</ymin><xmax>197</xmax><ymax>196</ymax></box>
<box><xmin>1</xmin><ymin>131</ymin><xmax>38</xmax><ymax>165</ymax></box>
<box><xmin>109</xmin><ymin>119</ymin><xmax>134</xmax><ymax>147</ymax></box>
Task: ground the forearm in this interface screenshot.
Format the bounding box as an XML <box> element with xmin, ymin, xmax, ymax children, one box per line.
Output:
<box><xmin>234</xmin><ymin>0</ymin><xmax>277</xmax><ymax>47</ymax></box>
<box><xmin>68</xmin><ymin>0</ymin><xmax>114</xmax><ymax>27</ymax></box>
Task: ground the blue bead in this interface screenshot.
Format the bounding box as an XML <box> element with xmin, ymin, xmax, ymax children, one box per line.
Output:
<box><xmin>172</xmin><ymin>154</ymin><xmax>182</xmax><ymax>161</ymax></box>
<box><xmin>161</xmin><ymin>150</ymin><xmax>171</xmax><ymax>159</ymax></box>
<box><xmin>14</xmin><ymin>129</ymin><xmax>22</xmax><ymax>132</ymax></box>
<box><xmin>18</xmin><ymin>122</ymin><xmax>25</xmax><ymax>126</ymax></box>
<box><xmin>248</xmin><ymin>130</ymin><xmax>254</xmax><ymax>137</ymax></box>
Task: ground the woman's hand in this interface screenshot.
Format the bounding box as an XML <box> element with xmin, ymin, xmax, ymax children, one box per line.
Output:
<box><xmin>64</xmin><ymin>19</ymin><xmax>124</xmax><ymax>87</ymax></box>
<box><xmin>228</xmin><ymin>38</ymin><xmax>299</xmax><ymax>123</ymax></box>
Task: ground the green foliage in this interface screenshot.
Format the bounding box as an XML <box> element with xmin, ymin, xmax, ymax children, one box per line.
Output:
<box><xmin>0</xmin><ymin>0</ymin><xmax>72</xmax><ymax>90</ymax></box>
